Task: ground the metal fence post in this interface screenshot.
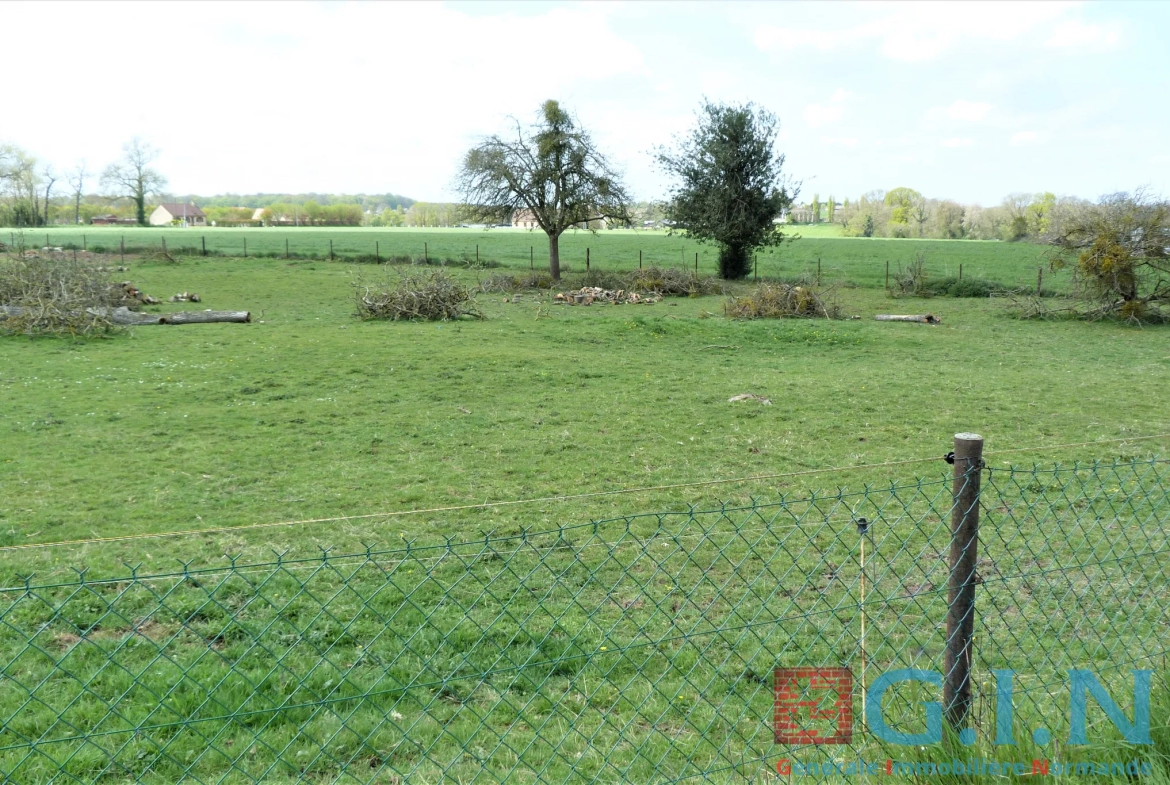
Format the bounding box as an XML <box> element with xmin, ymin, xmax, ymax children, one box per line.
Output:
<box><xmin>944</xmin><ymin>432</ymin><xmax>984</xmax><ymax>732</ymax></box>
<box><xmin>586</xmin><ymin>247</ymin><xmax>590</xmax><ymax>271</ymax></box>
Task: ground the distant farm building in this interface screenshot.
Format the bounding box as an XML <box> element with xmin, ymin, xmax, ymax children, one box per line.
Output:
<box><xmin>89</xmin><ymin>214</ymin><xmax>137</xmax><ymax>225</ymax></box>
<box><xmin>512</xmin><ymin>209</ymin><xmax>607</xmax><ymax>230</ymax></box>
<box><xmin>149</xmin><ymin>203</ymin><xmax>207</xmax><ymax>227</ymax></box>
<box><xmin>512</xmin><ymin>209</ymin><xmax>539</xmax><ymax>229</ymax></box>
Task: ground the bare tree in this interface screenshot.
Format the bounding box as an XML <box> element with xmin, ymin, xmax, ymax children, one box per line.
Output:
<box><xmin>457</xmin><ymin>100</ymin><xmax>631</xmax><ymax>279</ymax></box>
<box><xmin>67</xmin><ymin>161</ymin><xmax>88</xmax><ymax>225</ymax></box>
<box><xmin>101</xmin><ymin>138</ymin><xmax>167</xmax><ymax>226</ymax></box>
<box><xmin>40</xmin><ymin>166</ymin><xmax>57</xmax><ymax>227</ymax></box>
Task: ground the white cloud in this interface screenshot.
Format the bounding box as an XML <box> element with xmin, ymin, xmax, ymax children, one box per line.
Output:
<box><xmin>0</xmin><ymin>1</ymin><xmax>643</xmax><ymax>199</ymax></box>
<box><xmin>755</xmin><ymin>1</ymin><xmax>1076</xmax><ymax>62</ymax></box>
<box><xmin>941</xmin><ymin>138</ymin><xmax>975</xmax><ymax>148</ymax></box>
<box><xmin>1010</xmin><ymin>131</ymin><xmax>1048</xmax><ymax>146</ymax></box>
<box><xmin>948</xmin><ymin>100</ymin><xmax>993</xmax><ymax>122</ymax></box>
<box><xmin>805</xmin><ymin>89</ymin><xmax>852</xmax><ymax>129</ymax></box>
<box><xmin>821</xmin><ymin>137</ymin><xmax>860</xmax><ymax>149</ymax></box>
<box><xmin>1047</xmin><ymin>19</ymin><xmax>1122</xmax><ymax>50</ymax></box>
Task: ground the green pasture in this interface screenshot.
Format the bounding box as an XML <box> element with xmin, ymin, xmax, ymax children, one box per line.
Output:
<box><xmin>0</xmin><ymin>245</ymin><xmax>1166</xmax><ymax>782</ymax></box>
<box><xmin>0</xmin><ymin>248</ymin><xmax>1162</xmax><ymax>575</ymax></box>
<box><xmin>12</xmin><ymin>225</ymin><xmax>1057</xmax><ymax>292</ymax></box>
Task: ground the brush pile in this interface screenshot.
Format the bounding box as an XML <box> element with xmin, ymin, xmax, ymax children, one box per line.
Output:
<box><xmin>0</xmin><ymin>253</ymin><xmax>126</xmax><ymax>336</ymax></box>
<box><xmin>723</xmin><ymin>283</ymin><xmax>841</xmax><ymax>320</ymax></box>
<box><xmin>554</xmin><ymin>286</ymin><xmax>662</xmax><ymax>305</ymax></box>
<box><xmin>354</xmin><ymin>270</ymin><xmax>482</xmax><ymax>321</ymax></box>
<box><xmin>626</xmin><ymin>266</ymin><xmax>724</xmax><ymax>297</ymax></box>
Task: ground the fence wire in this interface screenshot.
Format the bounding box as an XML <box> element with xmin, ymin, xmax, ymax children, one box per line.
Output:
<box><xmin>0</xmin><ymin>458</ymin><xmax>1165</xmax><ymax>783</ymax></box>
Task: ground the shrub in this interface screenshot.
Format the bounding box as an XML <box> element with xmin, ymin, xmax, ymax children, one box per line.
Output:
<box><xmin>353</xmin><ymin>270</ymin><xmax>482</xmax><ymax>321</ymax></box>
<box><xmin>0</xmin><ymin>252</ymin><xmax>124</xmax><ymax>336</ymax></box>
<box><xmin>723</xmin><ymin>283</ymin><xmax>841</xmax><ymax>320</ymax></box>
<box><xmin>891</xmin><ymin>253</ymin><xmax>929</xmax><ymax>296</ymax></box>
<box><xmin>479</xmin><ymin>272</ymin><xmax>554</xmax><ymax>293</ymax></box>
<box><xmin>918</xmin><ymin>277</ymin><xmax>1007</xmax><ymax>298</ymax></box>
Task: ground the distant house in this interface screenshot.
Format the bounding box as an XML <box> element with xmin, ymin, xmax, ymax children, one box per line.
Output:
<box><xmin>90</xmin><ymin>214</ymin><xmax>137</xmax><ymax>225</ymax></box>
<box><xmin>252</xmin><ymin>208</ymin><xmax>266</xmax><ymax>222</ymax></box>
<box><xmin>512</xmin><ymin>209</ymin><xmax>539</xmax><ymax>229</ymax></box>
<box><xmin>149</xmin><ymin>203</ymin><xmax>207</xmax><ymax>227</ymax></box>
<box><xmin>512</xmin><ymin>208</ymin><xmax>607</xmax><ymax>230</ymax></box>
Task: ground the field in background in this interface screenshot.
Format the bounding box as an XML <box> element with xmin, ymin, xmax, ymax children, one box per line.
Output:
<box><xmin>11</xmin><ymin>226</ymin><xmax>1058</xmax><ymax>292</ymax></box>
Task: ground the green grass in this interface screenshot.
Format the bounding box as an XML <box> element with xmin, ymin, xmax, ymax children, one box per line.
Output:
<box><xmin>11</xmin><ymin>225</ymin><xmax>1058</xmax><ymax>292</ymax></box>
<box><xmin>0</xmin><ymin>247</ymin><xmax>1166</xmax><ymax>782</ymax></box>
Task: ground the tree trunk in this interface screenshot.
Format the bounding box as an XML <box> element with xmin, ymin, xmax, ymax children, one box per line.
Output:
<box><xmin>548</xmin><ymin>231</ymin><xmax>561</xmax><ymax>280</ymax></box>
<box><xmin>874</xmin><ymin>314</ymin><xmax>940</xmax><ymax>324</ymax></box>
<box><xmin>2</xmin><ymin>305</ymin><xmax>250</xmax><ymax>325</ymax></box>
<box><xmin>136</xmin><ymin>189</ymin><xmax>146</xmax><ymax>226</ymax></box>
<box><xmin>161</xmin><ymin>310</ymin><xmax>251</xmax><ymax>324</ymax></box>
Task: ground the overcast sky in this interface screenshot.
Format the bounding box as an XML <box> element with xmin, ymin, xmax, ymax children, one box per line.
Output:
<box><xmin>3</xmin><ymin>1</ymin><xmax>1166</xmax><ymax>205</ymax></box>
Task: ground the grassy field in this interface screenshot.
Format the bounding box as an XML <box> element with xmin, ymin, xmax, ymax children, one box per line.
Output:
<box><xmin>0</xmin><ymin>242</ymin><xmax>1166</xmax><ymax>781</ymax></box>
<box><xmin>12</xmin><ymin>225</ymin><xmax>1058</xmax><ymax>292</ymax></box>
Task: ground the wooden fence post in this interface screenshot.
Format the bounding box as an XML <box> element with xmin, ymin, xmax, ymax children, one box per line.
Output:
<box><xmin>959</xmin><ymin>263</ymin><xmax>963</xmax><ymax>281</ymax></box>
<box><xmin>243</xmin><ymin>238</ymin><xmax>247</xmax><ymax>258</ymax></box>
<box><xmin>530</xmin><ymin>246</ymin><xmax>534</xmax><ymax>272</ymax></box>
<box><xmin>202</xmin><ymin>236</ymin><xmax>206</xmax><ymax>256</ymax></box>
<box><xmin>424</xmin><ymin>242</ymin><xmax>428</xmax><ymax>263</ymax></box>
<box><xmin>587</xmin><ymin>247</ymin><xmax>590</xmax><ymax>271</ymax></box>
<box><xmin>83</xmin><ymin>234</ymin><xmax>86</xmax><ymax>251</ymax></box>
<box><xmin>817</xmin><ymin>257</ymin><xmax>822</xmax><ymax>286</ymax></box>
<box><xmin>944</xmin><ymin>432</ymin><xmax>984</xmax><ymax>733</ymax></box>
<box><xmin>285</xmin><ymin>238</ymin><xmax>288</xmax><ymax>259</ymax></box>
<box><xmin>376</xmin><ymin>241</ymin><xmax>380</xmax><ymax>263</ymax></box>
<box><xmin>639</xmin><ymin>249</ymin><xmax>642</xmax><ymax>269</ymax></box>
<box><xmin>121</xmin><ymin>236</ymin><xmax>124</xmax><ymax>264</ymax></box>
<box><xmin>885</xmin><ymin>260</ymin><xmax>890</xmax><ymax>290</ymax></box>
<box><xmin>162</xmin><ymin>237</ymin><xmax>166</xmax><ymax>254</ymax></box>
<box><xmin>1037</xmin><ymin>267</ymin><xmax>1043</xmax><ymax>295</ymax></box>
<box><xmin>476</xmin><ymin>244</ymin><xmax>479</xmax><ymax>264</ymax></box>
<box><xmin>695</xmin><ymin>252</ymin><xmax>698</xmax><ymax>272</ymax></box>
<box><xmin>330</xmin><ymin>239</ymin><xmax>334</xmax><ymax>261</ymax></box>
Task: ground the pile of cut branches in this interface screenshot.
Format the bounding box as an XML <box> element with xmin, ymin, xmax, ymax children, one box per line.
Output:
<box><xmin>0</xmin><ymin>253</ymin><xmax>125</xmax><ymax>336</ymax></box>
<box><xmin>625</xmin><ymin>266</ymin><xmax>724</xmax><ymax>297</ymax></box>
<box><xmin>354</xmin><ymin>270</ymin><xmax>482</xmax><ymax>321</ymax></box>
<box><xmin>723</xmin><ymin>282</ymin><xmax>841</xmax><ymax>320</ymax></box>
<box><xmin>554</xmin><ymin>286</ymin><xmax>661</xmax><ymax>305</ymax></box>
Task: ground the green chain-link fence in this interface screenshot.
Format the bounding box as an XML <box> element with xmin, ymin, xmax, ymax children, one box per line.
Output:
<box><xmin>0</xmin><ymin>457</ymin><xmax>1166</xmax><ymax>782</ymax></box>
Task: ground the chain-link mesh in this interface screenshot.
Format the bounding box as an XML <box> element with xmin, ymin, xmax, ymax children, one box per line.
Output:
<box><xmin>0</xmin><ymin>459</ymin><xmax>1165</xmax><ymax>782</ymax></box>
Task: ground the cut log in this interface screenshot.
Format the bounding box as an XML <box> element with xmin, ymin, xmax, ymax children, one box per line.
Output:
<box><xmin>161</xmin><ymin>310</ymin><xmax>251</xmax><ymax>324</ymax></box>
<box><xmin>874</xmin><ymin>314</ymin><xmax>940</xmax><ymax>324</ymax></box>
<box><xmin>2</xmin><ymin>304</ymin><xmax>248</xmax><ymax>325</ymax></box>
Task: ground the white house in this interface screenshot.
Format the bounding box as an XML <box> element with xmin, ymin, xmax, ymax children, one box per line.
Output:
<box><xmin>149</xmin><ymin>203</ymin><xmax>207</xmax><ymax>227</ymax></box>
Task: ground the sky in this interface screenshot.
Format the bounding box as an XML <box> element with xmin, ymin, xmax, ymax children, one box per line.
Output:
<box><xmin>2</xmin><ymin>0</ymin><xmax>1166</xmax><ymax>206</ymax></box>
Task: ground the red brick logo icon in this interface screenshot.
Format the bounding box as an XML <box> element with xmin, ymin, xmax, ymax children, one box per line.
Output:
<box><xmin>774</xmin><ymin>667</ymin><xmax>853</xmax><ymax>745</ymax></box>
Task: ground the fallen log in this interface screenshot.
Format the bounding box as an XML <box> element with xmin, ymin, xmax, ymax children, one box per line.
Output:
<box><xmin>161</xmin><ymin>310</ymin><xmax>250</xmax><ymax>324</ymax></box>
<box><xmin>2</xmin><ymin>305</ymin><xmax>248</xmax><ymax>325</ymax></box>
<box><xmin>875</xmin><ymin>313</ymin><xmax>940</xmax><ymax>324</ymax></box>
